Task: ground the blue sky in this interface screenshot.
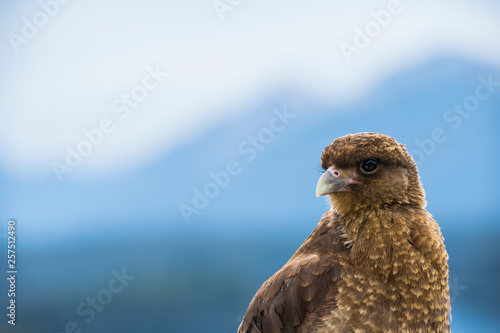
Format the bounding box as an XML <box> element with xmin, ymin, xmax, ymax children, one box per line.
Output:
<box><xmin>0</xmin><ymin>1</ymin><xmax>499</xmax><ymax>332</ymax></box>
<box><xmin>1</xmin><ymin>0</ymin><xmax>500</xmax><ymax>178</ymax></box>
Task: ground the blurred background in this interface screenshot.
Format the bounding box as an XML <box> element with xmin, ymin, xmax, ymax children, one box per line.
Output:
<box><xmin>1</xmin><ymin>0</ymin><xmax>499</xmax><ymax>332</ymax></box>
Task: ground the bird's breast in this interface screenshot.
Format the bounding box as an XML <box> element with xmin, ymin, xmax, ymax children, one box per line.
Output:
<box><xmin>318</xmin><ymin>236</ymin><xmax>450</xmax><ymax>332</ymax></box>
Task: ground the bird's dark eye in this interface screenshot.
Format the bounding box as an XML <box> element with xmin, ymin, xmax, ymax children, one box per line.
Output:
<box><xmin>361</xmin><ymin>159</ymin><xmax>378</xmax><ymax>173</ymax></box>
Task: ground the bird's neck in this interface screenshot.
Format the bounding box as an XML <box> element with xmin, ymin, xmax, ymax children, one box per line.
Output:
<box><xmin>335</xmin><ymin>205</ymin><xmax>412</xmax><ymax>237</ymax></box>
<box><xmin>333</xmin><ymin>206</ymin><xmax>417</xmax><ymax>279</ymax></box>
<box><xmin>328</xmin><ymin>182</ymin><xmax>427</xmax><ymax>219</ymax></box>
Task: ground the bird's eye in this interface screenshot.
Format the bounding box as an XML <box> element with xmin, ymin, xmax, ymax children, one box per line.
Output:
<box><xmin>361</xmin><ymin>159</ymin><xmax>378</xmax><ymax>173</ymax></box>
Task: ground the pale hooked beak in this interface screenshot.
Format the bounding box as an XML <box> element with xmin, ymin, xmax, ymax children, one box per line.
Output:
<box><xmin>316</xmin><ymin>166</ymin><xmax>362</xmax><ymax>197</ymax></box>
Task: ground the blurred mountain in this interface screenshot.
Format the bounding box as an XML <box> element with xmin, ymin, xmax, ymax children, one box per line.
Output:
<box><xmin>0</xmin><ymin>56</ymin><xmax>499</xmax><ymax>332</ymax></box>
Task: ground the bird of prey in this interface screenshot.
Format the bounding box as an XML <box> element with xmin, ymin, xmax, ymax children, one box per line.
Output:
<box><xmin>238</xmin><ymin>132</ymin><xmax>450</xmax><ymax>333</ymax></box>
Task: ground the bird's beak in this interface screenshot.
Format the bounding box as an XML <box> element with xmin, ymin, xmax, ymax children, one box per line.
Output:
<box><xmin>316</xmin><ymin>166</ymin><xmax>361</xmax><ymax>197</ymax></box>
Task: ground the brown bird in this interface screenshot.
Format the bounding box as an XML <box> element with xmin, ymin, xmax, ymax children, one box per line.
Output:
<box><xmin>238</xmin><ymin>132</ymin><xmax>450</xmax><ymax>333</ymax></box>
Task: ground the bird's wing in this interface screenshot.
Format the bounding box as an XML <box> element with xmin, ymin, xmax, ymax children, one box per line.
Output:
<box><xmin>238</xmin><ymin>253</ymin><xmax>341</xmax><ymax>333</ymax></box>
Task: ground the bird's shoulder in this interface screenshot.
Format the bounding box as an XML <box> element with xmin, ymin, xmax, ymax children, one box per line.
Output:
<box><xmin>238</xmin><ymin>215</ymin><xmax>346</xmax><ymax>333</ymax></box>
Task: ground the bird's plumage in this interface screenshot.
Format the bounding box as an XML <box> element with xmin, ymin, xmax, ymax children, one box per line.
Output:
<box><xmin>238</xmin><ymin>132</ymin><xmax>450</xmax><ymax>333</ymax></box>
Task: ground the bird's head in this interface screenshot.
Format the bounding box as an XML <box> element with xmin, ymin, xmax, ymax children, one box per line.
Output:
<box><xmin>316</xmin><ymin>132</ymin><xmax>425</xmax><ymax>213</ymax></box>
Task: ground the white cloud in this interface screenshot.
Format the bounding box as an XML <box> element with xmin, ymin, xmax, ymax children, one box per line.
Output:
<box><xmin>1</xmin><ymin>0</ymin><xmax>499</xmax><ymax>177</ymax></box>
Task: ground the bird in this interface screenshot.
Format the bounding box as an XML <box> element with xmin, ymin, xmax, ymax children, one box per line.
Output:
<box><xmin>238</xmin><ymin>132</ymin><xmax>450</xmax><ymax>333</ymax></box>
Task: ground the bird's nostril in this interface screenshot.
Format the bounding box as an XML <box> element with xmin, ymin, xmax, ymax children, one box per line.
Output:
<box><xmin>333</xmin><ymin>171</ymin><xmax>340</xmax><ymax>177</ymax></box>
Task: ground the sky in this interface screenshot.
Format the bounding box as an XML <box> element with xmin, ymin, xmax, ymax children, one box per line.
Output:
<box><xmin>1</xmin><ymin>0</ymin><xmax>499</xmax><ymax>178</ymax></box>
<box><xmin>0</xmin><ymin>1</ymin><xmax>499</xmax><ymax>332</ymax></box>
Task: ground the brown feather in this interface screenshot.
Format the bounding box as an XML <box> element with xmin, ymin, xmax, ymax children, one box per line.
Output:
<box><xmin>238</xmin><ymin>133</ymin><xmax>450</xmax><ymax>333</ymax></box>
